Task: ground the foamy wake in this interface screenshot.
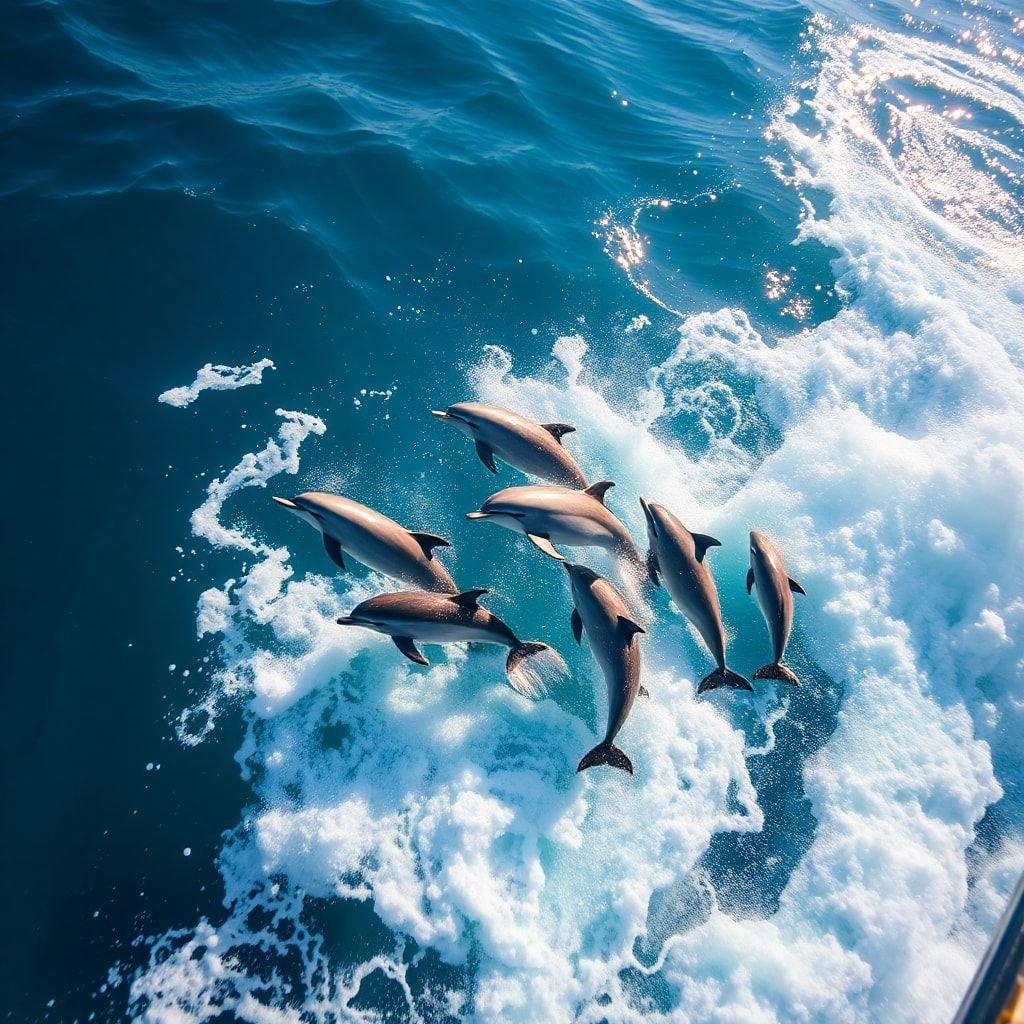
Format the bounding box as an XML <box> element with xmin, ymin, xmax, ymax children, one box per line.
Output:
<box><xmin>123</xmin><ymin>16</ymin><xmax>1023</xmax><ymax>1024</ymax></box>
<box><xmin>158</xmin><ymin>358</ymin><xmax>276</xmax><ymax>408</ymax></box>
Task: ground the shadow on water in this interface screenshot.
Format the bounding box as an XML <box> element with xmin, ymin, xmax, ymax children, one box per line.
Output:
<box><xmin>702</xmin><ymin>649</ymin><xmax>843</xmax><ymax>916</ymax></box>
<box><xmin>631</xmin><ymin>638</ymin><xmax>844</xmax><ymax>984</ymax></box>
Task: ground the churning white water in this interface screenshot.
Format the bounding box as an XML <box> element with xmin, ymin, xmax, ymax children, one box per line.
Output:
<box><xmin>126</xmin><ymin>16</ymin><xmax>1024</xmax><ymax>1024</ymax></box>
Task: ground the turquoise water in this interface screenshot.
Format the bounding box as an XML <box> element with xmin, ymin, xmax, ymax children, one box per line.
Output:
<box><xmin>3</xmin><ymin>0</ymin><xmax>1023</xmax><ymax>1021</ymax></box>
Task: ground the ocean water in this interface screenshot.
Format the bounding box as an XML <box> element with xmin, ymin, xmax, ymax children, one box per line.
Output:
<box><xmin>3</xmin><ymin>0</ymin><xmax>1023</xmax><ymax>1020</ymax></box>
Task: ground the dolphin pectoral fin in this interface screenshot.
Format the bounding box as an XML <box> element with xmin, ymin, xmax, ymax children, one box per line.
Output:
<box><xmin>393</xmin><ymin>636</ymin><xmax>429</xmax><ymax>666</ymax></box>
<box><xmin>527</xmin><ymin>534</ymin><xmax>565</xmax><ymax>560</ymax></box>
<box><xmin>541</xmin><ymin>422</ymin><xmax>576</xmax><ymax>443</ymax></box>
<box><xmin>788</xmin><ymin>576</ymin><xmax>806</xmax><ymax>596</ymax></box>
<box><xmin>450</xmin><ymin>588</ymin><xmax>489</xmax><ymax>609</ymax></box>
<box><xmin>638</xmin><ymin>684</ymin><xmax>650</xmax><ymax>698</ymax></box>
<box><xmin>571</xmin><ymin>607</ymin><xmax>583</xmax><ymax>645</ymax></box>
<box><xmin>474</xmin><ymin>440</ymin><xmax>499</xmax><ymax>473</ymax></box>
<box><xmin>692</xmin><ymin>533</ymin><xmax>722</xmax><ymax>562</ymax></box>
<box><xmin>409</xmin><ymin>532</ymin><xmax>451</xmax><ymax>560</ymax></box>
<box><xmin>618</xmin><ymin>616</ymin><xmax>645</xmax><ymax>644</ymax></box>
<box><xmin>323</xmin><ymin>535</ymin><xmax>346</xmax><ymax>570</ymax></box>
<box><xmin>584</xmin><ymin>480</ymin><xmax>615</xmax><ymax>504</ymax></box>
<box><xmin>746</xmin><ymin>568</ymin><xmax>755</xmax><ymax>594</ymax></box>
<box><xmin>646</xmin><ymin>550</ymin><xmax>661</xmax><ymax>587</ymax></box>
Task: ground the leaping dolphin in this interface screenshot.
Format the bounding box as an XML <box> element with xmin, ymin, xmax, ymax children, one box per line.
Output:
<box><xmin>273</xmin><ymin>492</ymin><xmax>457</xmax><ymax>594</ymax></box>
<box><xmin>563</xmin><ymin>562</ymin><xmax>645</xmax><ymax>775</ymax></box>
<box><xmin>336</xmin><ymin>589</ymin><xmax>566</xmax><ymax>697</ymax></box>
<box><xmin>466</xmin><ymin>481</ymin><xmax>644</xmax><ymax>572</ymax></box>
<box><xmin>641</xmin><ymin>498</ymin><xmax>751</xmax><ymax>695</ymax></box>
<box><xmin>432</xmin><ymin>402</ymin><xmax>587</xmax><ymax>488</ymax></box>
<box><xmin>747</xmin><ymin>531</ymin><xmax>805</xmax><ymax>685</ymax></box>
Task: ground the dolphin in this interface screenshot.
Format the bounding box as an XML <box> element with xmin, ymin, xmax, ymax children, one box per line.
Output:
<box><xmin>432</xmin><ymin>402</ymin><xmax>587</xmax><ymax>488</ymax></box>
<box><xmin>563</xmin><ymin>562</ymin><xmax>646</xmax><ymax>774</ymax></box>
<box><xmin>336</xmin><ymin>588</ymin><xmax>567</xmax><ymax>697</ymax></box>
<box><xmin>641</xmin><ymin>498</ymin><xmax>751</xmax><ymax>695</ymax></box>
<box><xmin>466</xmin><ymin>481</ymin><xmax>644</xmax><ymax>571</ymax></box>
<box><xmin>746</xmin><ymin>530</ymin><xmax>805</xmax><ymax>685</ymax></box>
<box><xmin>273</xmin><ymin>492</ymin><xmax>457</xmax><ymax>594</ymax></box>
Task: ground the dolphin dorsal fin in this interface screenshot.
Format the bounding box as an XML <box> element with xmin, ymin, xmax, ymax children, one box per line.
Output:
<box><xmin>542</xmin><ymin>422</ymin><xmax>576</xmax><ymax>444</ymax></box>
<box><xmin>618</xmin><ymin>616</ymin><xmax>645</xmax><ymax>643</ymax></box>
<box><xmin>691</xmin><ymin>533</ymin><xmax>721</xmax><ymax>563</ymax></box>
<box><xmin>409</xmin><ymin>532</ymin><xmax>451</xmax><ymax>560</ymax></box>
<box><xmin>584</xmin><ymin>480</ymin><xmax>615</xmax><ymax>504</ymax></box>
<box><xmin>450</xmin><ymin>588</ymin><xmax>489</xmax><ymax>609</ymax></box>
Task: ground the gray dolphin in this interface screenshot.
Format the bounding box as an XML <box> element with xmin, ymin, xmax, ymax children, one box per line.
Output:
<box><xmin>432</xmin><ymin>402</ymin><xmax>587</xmax><ymax>487</ymax></box>
<box><xmin>563</xmin><ymin>562</ymin><xmax>646</xmax><ymax>774</ymax></box>
<box><xmin>466</xmin><ymin>481</ymin><xmax>644</xmax><ymax>571</ymax></box>
<box><xmin>641</xmin><ymin>498</ymin><xmax>751</xmax><ymax>695</ymax></box>
<box><xmin>747</xmin><ymin>531</ymin><xmax>805</xmax><ymax>685</ymax></box>
<box><xmin>336</xmin><ymin>589</ymin><xmax>566</xmax><ymax>697</ymax></box>
<box><xmin>274</xmin><ymin>492</ymin><xmax>457</xmax><ymax>594</ymax></box>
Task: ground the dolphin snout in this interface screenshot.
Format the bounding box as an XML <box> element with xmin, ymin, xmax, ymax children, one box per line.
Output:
<box><xmin>273</xmin><ymin>496</ymin><xmax>299</xmax><ymax>510</ymax></box>
<box><xmin>639</xmin><ymin>496</ymin><xmax>657</xmax><ymax>536</ymax></box>
<box><xmin>431</xmin><ymin>410</ymin><xmax>451</xmax><ymax>420</ymax></box>
<box><xmin>466</xmin><ymin>511</ymin><xmax>489</xmax><ymax>520</ymax></box>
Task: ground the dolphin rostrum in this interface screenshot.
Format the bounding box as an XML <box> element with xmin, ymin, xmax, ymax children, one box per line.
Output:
<box><xmin>747</xmin><ymin>531</ymin><xmax>805</xmax><ymax>685</ymax></box>
<box><xmin>641</xmin><ymin>498</ymin><xmax>751</xmax><ymax>695</ymax></box>
<box><xmin>563</xmin><ymin>562</ymin><xmax>646</xmax><ymax>774</ymax></box>
<box><xmin>274</xmin><ymin>492</ymin><xmax>457</xmax><ymax>594</ymax></box>
<box><xmin>432</xmin><ymin>402</ymin><xmax>587</xmax><ymax>488</ymax></box>
<box><xmin>466</xmin><ymin>481</ymin><xmax>644</xmax><ymax>571</ymax></box>
<box><xmin>336</xmin><ymin>589</ymin><xmax>566</xmax><ymax>697</ymax></box>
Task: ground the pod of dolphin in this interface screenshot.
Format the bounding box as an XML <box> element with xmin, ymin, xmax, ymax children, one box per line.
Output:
<box><xmin>274</xmin><ymin>401</ymin><xmax>805</xmax><ymax>777</ymax></box>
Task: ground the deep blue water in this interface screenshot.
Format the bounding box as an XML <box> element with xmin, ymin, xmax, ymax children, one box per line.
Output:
<box><xmin>3</xmin><ymin>0</ymin><xmax>1023</xmax><ymax>1021</ymax></box>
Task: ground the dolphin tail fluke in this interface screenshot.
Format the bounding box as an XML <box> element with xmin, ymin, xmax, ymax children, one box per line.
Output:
<box><xmin>505</xmin><ymin>642</ymin><xmax>567</xmax><ymax>698</ymax></box>
<box><xmin>697</xmin><ymin>667</ymin><xmax>754</xmax><ymax>694</ymax></box>
<box><xmin>754</xmin><ymin>662</ymin><xmax>800</xmax><ymax>685</ymax></box>
<box><xmin>577</xmin><ymin>743</ymin><xmax>633</xmax><ymax>775</ymax></box>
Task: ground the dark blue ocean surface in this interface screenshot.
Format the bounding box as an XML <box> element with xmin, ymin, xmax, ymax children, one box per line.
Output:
<box><xmin>3</xmin><ymin>0</ymin><xmax>1023</xmax><ymax>1021</ymax></box>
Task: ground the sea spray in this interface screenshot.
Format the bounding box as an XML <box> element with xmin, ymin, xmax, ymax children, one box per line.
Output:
<box><xmin>125</xmin><ymin>17</ymin><xmax>1024</xmax><ymax>1024</ymax></box>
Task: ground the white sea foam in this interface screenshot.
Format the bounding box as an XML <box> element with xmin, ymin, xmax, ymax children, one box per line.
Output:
<box><xmin>126</xmin><ymin>16</ymin><xmax>1023</xmax><ymax>1024</ymax></box>
<box><xmin>158</xmin><ymin>358</ymin><xmax>275</xmax><ymax>408</ymax></box>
